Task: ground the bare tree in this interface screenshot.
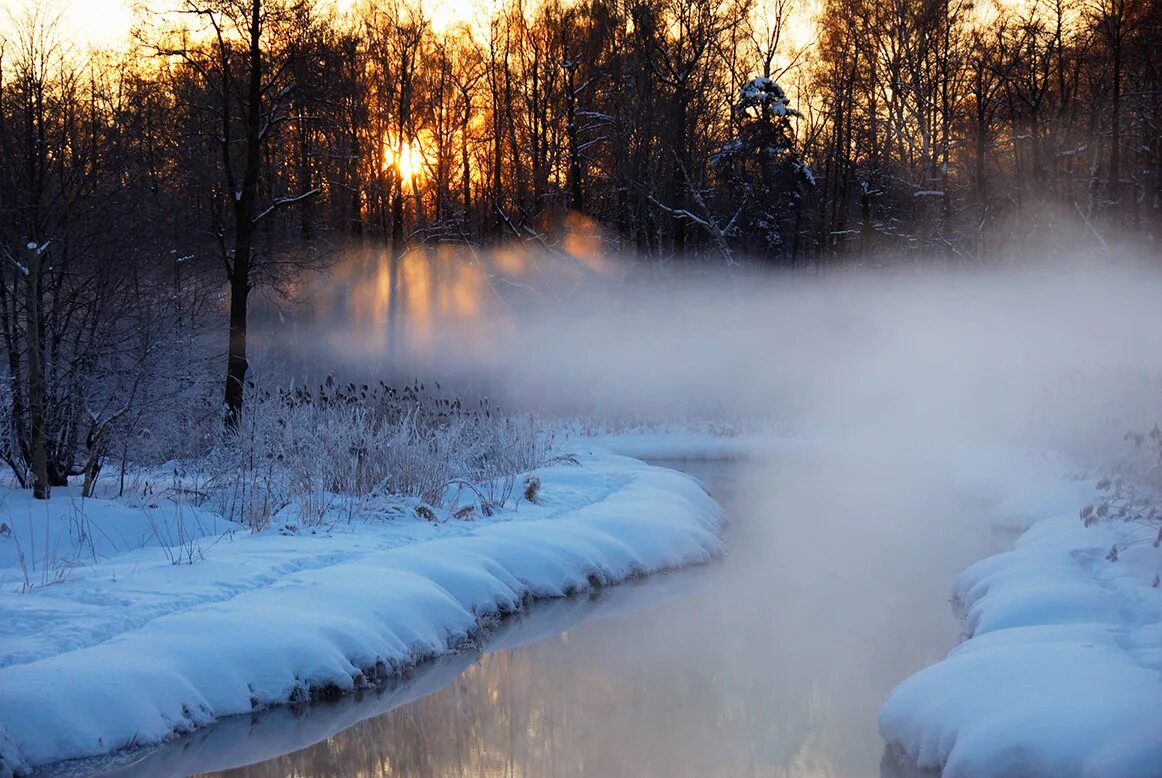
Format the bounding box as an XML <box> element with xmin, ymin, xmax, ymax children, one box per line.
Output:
<box><xmin>148</xmin><ymin>0</ymin><xmax>320</xmax><ymax>427</ymax></box>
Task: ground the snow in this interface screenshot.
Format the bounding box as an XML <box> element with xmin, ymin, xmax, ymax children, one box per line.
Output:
<box><xmin>7</xmin><ymin>425</ymin><xmax>1159</xmax><ymax>778</ymax></box>
<box><xmin>71</xmin><ymin>568</ymin><xmax>710</xmax><ymax>777</ymax></box>
<box><xmin>879</xmin><ymin>465</ymin><xmax>1162</xmax><ymax>778</ymax></box>
<box><xmin>735</xmin><ymin>76</ymin><xmax>800</xmax><ymax>119</ymax></box>
<box><xmin>793</xmin><ymin>160</ymin><xmax>816</xmax><ymax>185</ymax></box>
<box><xmin>0</xmin><ymin>452</ymin><xmax>724</xmax><ymax>774</ymax></box>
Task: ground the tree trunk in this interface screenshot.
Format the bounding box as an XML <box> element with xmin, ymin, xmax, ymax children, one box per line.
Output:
<box><xmin>24</xmin><ymin>243</ymin><xmax>49</xmax><ymax>499</ymax></box>
<box><xmin>564</xmin><ymin>61</ymin><xmax>583</xmax><ymax>212</ymax></box>
<box><xmin>224</xmin><ymin>242</ymin><xmax>251</xmax><ymax>428</ymax></box>
<box><xmin>81</xmin><ymin>424</ymin><xmax>109</xmax><ymax>499</ymax></box>
<box><xmin>462</xmin><ymin>92</ymin><xmax>473</xmax><ymax>237</ymax></box>
<box><xmin>224</xmin><ymin>0</ymin><xmax>264</xmax><ymax>428</ymax></box>
<box><xmin>1109</xmin><ymin>37</ymin><xmax>1121</xmax><ymax>217</ymax></box>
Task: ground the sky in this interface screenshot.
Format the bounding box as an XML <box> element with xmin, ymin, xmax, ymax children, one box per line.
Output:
<box><xmin>68</xmin><ymin>0</ymin><xmax>134</xmax><ymax>46</ymax></box>
<box><xmin>2</xmin><ymin>0</ymin><xmax>483</xmax><ymax>49</ymax></box>
<box><xmin>65</xmin><ymin>0</ymin><xmax>134</xmax><ymax>46</ymax></box>
<box><xmin>8</xmin><ymin>0</ymin><xmax>817</xmax><ymax>60</ymax></box>
<box><xmin>0</xmin><ymin>0</ymin><xmax>134</xmax><ymax>48</ymax></box>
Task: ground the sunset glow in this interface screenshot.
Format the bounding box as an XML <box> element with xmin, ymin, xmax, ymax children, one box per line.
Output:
<box><xmin>13</xmin><ymin>0</ymin><xmax>819</xmax><ymax>53</ymax></box>
<box><xmin>383</xmin><ymin>135</ymin><xmax>427</xmax><ymax>183</ymax></box>
<box><xmin>1</xmin><ymin>0</ymin><xmax>133</xmax><ymax>48</ymax></box>
<box><xmin>2</xmin><ymin>0</ymin><xmax>482</xmax><ymax>49</ymax></box>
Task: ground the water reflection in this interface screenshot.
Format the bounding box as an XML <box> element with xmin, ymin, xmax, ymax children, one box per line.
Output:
<box><xmin>85</xmin><ymin>454</ymin><xmax>985</xmax><ymax>778</ymax></box>
<box><xmin>205</xmin><ymin>453</ymin><xmax>990</xmax><ymax>778</ymax></box>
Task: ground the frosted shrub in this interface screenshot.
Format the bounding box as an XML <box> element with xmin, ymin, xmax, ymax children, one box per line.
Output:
<box><xmin>1082</xmin><ymin>424</ymin><xmax>1162</xmax><ymax>550</ymax></box>
<box><xmin>204</xmin><ymin>380</ymin><xmax>553</xmax><ymax>530</ymax></box>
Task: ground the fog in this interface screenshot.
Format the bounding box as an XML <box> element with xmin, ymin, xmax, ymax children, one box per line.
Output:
<box><xmin>233</xmin><ymin>250</ymin><xmax>1162</xmax><ymax>775</ymax></box>
<box><xmin>273</xmin><ymin>246</ymin><xmax>1162</xmax><ymax>463</ymax></box>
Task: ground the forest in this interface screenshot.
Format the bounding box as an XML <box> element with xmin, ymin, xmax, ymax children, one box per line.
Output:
<box><xmin>2</xmin><ymin>5</ymin><xmax>1162</xmax><ymax>775</ymax></box>
<box><xmin>0</xmin><ymin>0</ymin><xmax>1159</xmax><ymax>500</ymax></box>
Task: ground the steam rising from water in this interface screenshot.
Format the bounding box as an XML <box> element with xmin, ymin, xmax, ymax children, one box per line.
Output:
<box><xmin>273</xmin><ymin>245</ymin><xmax>1162</xmax><ymax>466</ymax></box>
<box><xmin>204</xmin><ymin>246</ymin><xmax>1162</xmax><ymax>776</ymax></box>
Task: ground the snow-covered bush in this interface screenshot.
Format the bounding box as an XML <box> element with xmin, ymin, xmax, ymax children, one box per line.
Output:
<box><xmin>199</xmin><ymin>380</ymin><xmax>554</xmax><ymax>530</ymax></box>
<box><xmin>1082</xmin><ymin>424</ymin><xmax>1162</xmax><ymax>550</ymax></box>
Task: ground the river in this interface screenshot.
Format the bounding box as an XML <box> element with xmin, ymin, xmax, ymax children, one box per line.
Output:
<box><xmin>85</xmin><ymin>452</ymin><xmax>999</xmax><ymax>778</ymax></box>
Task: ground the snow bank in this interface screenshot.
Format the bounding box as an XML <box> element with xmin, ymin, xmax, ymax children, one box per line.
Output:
<box><xmin>0</xmin><ymin>452</ymin><xmax>723</xmax><ymax>773</ymax></box>
<box><xmin>879</xmin><ymin>469</ymin><xmax>1162</xmax><ymax>778</ymax></box>
<box><xmin>74</xmin><ymin>570</ymin><xmax>710</xmax><ymax>778</ymax></box>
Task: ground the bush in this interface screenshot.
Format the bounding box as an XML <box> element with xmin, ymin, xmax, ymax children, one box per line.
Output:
<box><xmin>1082</xmin><ymin>424</ymin><xmax>1162</xmax><ymax>549</ymax></box>
<box><xmin>199</xmin><ymin>379</ymin><xmax>554</xmax><ymax>530</ymax></box>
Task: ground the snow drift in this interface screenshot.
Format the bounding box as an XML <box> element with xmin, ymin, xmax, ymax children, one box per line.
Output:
<box><xmin>0</xmin><ymin>452</ymin><xmax>723</xmax><ymax>774</ymax></box>
<box><xmin>879</xmin><ymin>477</ymin><xmax>1162</xmax><ymax>778</ymax></box>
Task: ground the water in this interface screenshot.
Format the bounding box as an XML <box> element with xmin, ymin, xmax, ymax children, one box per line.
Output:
<box><xmin>85</xmin><ymin>454</ymin><xmax>999</xmax><ymax>778</ymax></box>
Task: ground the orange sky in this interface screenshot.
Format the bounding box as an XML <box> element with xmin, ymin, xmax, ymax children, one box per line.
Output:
<box><xmin>7</xmin><ymin>0</ymin><xmax>816</xmax><ymax>54</ymax></box>
<box><xmin>0</xmin><ymin>0</ymin><xmax>488</xmax><ymax>49</ymax></box>
<box><xmin>0</xmin><ymin>0</ymin><xmax>133</xmax><ymax>48</ymax></box>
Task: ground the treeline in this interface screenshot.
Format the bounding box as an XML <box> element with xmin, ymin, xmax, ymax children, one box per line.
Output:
<box><xmin>6</xmin><ymin>0</ymin><xmax>1154</xmax><ymax>265</ymax></box>
<box><xmin>4</xmin><ymin>0</ymin><xmax>1160</xmax><ymax>262</ymax></box>
<box><xmin>811</xmin><ymin>0</ymin><xmax>1161</xmax><ymax>258</ymax></box>
<box><xmin>0</xmin><ymin>0</ymin><xmax>1158</xmax><ymax>495</ymax></box>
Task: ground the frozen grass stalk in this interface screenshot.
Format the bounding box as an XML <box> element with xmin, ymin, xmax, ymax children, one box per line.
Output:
<box><xmin>199</xmin><ymin>380</ymin><xmax>553</xmax><ymax>530</ymax></box>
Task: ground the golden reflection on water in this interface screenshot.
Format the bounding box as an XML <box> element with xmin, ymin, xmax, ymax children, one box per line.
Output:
<box><xmin>193</xmin><ymin>449</ymin><xmax>981</xmax><ymax>778</ymax></box>
<box><xmin>197</xmin><ymin>630</ymin><xmax>846</xmax><ymax>778</ymax></box>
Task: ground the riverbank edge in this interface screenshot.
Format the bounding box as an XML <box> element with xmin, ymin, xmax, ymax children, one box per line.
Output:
<box><xmin>877</xmin><ymin>484</ymin><xmax>1162</xmax><ymax>777</ymax></box>
<box><xmin>0</xmin><ymin>453</ymin><xmax>725</xmax><ymax>777</ymax></box>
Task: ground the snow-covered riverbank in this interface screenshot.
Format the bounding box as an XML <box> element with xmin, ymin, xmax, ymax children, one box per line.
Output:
<box><xmin>602</xmin><ymin>430</ymin><xmax>1162</xmax><ymax>777</ymax></box>
<box><xmin>6</xmin><ymin>426</ymin><xmax>1161</xmax><ymax>778</ymax></box>
<box><xmin>880</xmin><ymin>465</ymin><xmax>1162</xmax><ymax>777</ymax></box>
<box><xmin>605</xmin><ymin>430</ymin><xmax>1162</xmax><ymax>777</ymax></box>
<box><xmin>0</xmin><ymin>452</ymin><xmax>723</xmax><ymax>775</ymax></box>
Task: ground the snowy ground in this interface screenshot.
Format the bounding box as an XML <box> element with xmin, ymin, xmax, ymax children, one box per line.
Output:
<box><xmin>879</xmin><ymin>464</ymin><xmax>1162</xmax><ymax>777</ymax></box>
<box><xmin>74</xmin><ymin>566</ymin><xmax>715</xmax><ymax>778</ymax></box>
<box><xmin>0</xmin><ymin>451</ymin><xmax>723</xmax><ymax>775</ymax></box>
<box><xmin>5</xmin><ymin>426</ymin><xmax>1161</xmax><ymax>778</ymax></box>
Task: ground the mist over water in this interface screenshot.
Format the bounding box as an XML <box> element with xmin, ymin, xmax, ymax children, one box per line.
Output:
<box><xmin>164</xmin><ymin>247</ymin><xmax>1162</xmax><ymax>777</ymax></box>
<box><xmin>184</xmin><ymin>453</ymin><xmax>1012</xmax><ymax>778</ymax></box>
<box><xmin>267</xmin><ymin>246</ymin><xmax>1162</xmax><ymax>464</ymax></box>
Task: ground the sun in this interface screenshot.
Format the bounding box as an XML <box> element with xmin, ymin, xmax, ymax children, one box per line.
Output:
<box><xmin>383</xmin><ymin>135</ymin><xmax>426</xmax><ymax>182</ymax></box>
